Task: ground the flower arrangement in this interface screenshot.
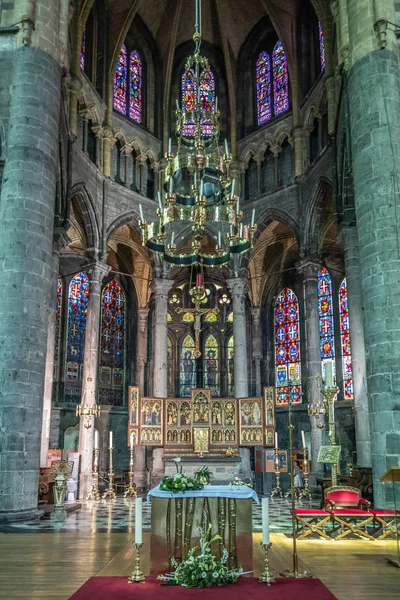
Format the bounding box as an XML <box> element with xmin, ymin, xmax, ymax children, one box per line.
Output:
<box><xmin>229</xmin><ymin>475</ymin><xmax>253</xmax><ymax>488</ymax></box>
<box><xmin>158</xmin><ymin>525</ymin><xmax>244</xmax><ymax>588</ymax></box>
<box><xmin>194</xmin><ymin>466</ymin><xmax>213</xmax><ymax>485</ymax></box>
<box><xmin>159</xmin><ymin>457</ymin><xmax>204</xmax><ymax>493</ymax></box>
<box><xmin>224</xmin><ymin>448</ymin><xmax>238</xmax><ymax>457</ymax></box>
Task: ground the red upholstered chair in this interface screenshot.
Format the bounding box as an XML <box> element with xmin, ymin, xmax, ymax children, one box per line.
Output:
<box><xmin>324</xmin><ymin>486</ymin><xmax>371</xmax><ymax>511</ymax></box>
<box><xmin>324</xmin><ymin>486</ymin><xmax>374</xmax><ymax>540</ymax></box>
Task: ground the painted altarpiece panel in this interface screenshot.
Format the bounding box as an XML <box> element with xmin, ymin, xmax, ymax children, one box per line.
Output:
<box><xmin>264</xmin><ymin>387</ymin><xmax>276</xmax><ymax>446</ymax></box>
<box><xmin>239</xmin><ymin>397</ymin><xmax>263</xmax><ymax>446</ymax></box>
<box><xmin>139</xmin><ymin>397</ymin><xmax>163</xmax><ymax>445</ymax></box>
<box><xmin>128</xmin><ymin>386</ymin><xmax>139</xmax><ymax>445</ymax></box>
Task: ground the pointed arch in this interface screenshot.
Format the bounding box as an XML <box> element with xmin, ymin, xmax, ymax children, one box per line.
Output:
<box><xmin>66</xmin><ymin>272</ymin><xmax>89</xmax><ymax>385</ymax></box>
<box><xmin>272</xmin><ymin>41</ymin><xmax>289</xmax><ymax>116</ymax></box>
<box><xmin>256</xmin><ymin>51</ymin><xmax>271</xmax><ymax>125</ymax></box>
<box><xmin>129</xmin><ymin>50</ymin><xmax>142</xmax><ymax>123</ymax></box>
<box><xmin>114</xmin><ymin>44</ymin><xmax>128</xmax><ymax>114</ymax></box>
<box><xmin>339</xmin><ymin>279</ymin><xmax>354</xmax><ymax>400</ymax></box>
<box><xmin>180</xmin><ymin>334</ymin><xmax>196</xmax><ymax>397</ymax></box>
<box><xmin>274</xmin><ymin>288</ymin><xmax>302</xmax><ymax>405</ymax></box>
<box><xmin>318</xmin><ymin>267</ymin><xmax>335</xmax><ymax>385</ymax></box>
<box><xmin>204</xmin><ymin>334</ymin><xmax>219</xmax><ymax>397</ymax></box>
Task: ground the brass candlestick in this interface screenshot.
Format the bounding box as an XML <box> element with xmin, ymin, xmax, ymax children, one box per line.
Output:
<box><xmin>315</xmin><ymin>374</ymin><xmax>340</xmax><ymax>487</ymax></box>
<box><xmin>87</xmin><ymin>446</ymin><xmax>101</xmax><ymax>501</ymax></box>
<box><xmin>124</xmin><ymin>446</ymin><xmax>137</xmax><ymax>498</ymax></box>
<box><xmin>128</xmin><ymin>543</ymin><xmax>145</xmax><ymax>583</ymax></box>
<box><xmin>300</xmin><ymin>448</ymin><xmax>312</xmax><ymax>500</ymax></box>
<box><xmin>259</xmin><ymin>542</ymin><xmax>275</xmax><ymax>585</ymax></box>
<box><xmin>270</xmin><ymin>447</ymin><xmax>283</xmax><ymax>498</ymax></box>
<box><xmin>102</xmin><ymin>446</ymin><xmax>116</xmax><ymax>499</ymax></box>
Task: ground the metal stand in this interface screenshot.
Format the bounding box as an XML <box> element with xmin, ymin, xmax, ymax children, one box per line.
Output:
<box><xmin>270</xmin><ymin>447</ymin><xmax>283</xmax><ymax>498</ymax></box>
<box><xmin>128</xmin><ymin>543</ymin><xmax>145</xmax><ymax>583</ymax></box>
<box><xmin>300</xmin><ymin>448</ymin><xmax>312</xmax><ymax>500</ymax></box>
<box><xmin>124</xmin><ymin>446</ymin><xmax>137</xmax><ymax>498</ymax></box>
<box><xmin>102</xmin><ymin>446</ymin><xmax>117</xmax><ymax>499</ymax></box>
<box><xmin>259</xmin><ymin>542</ymin><xmax>275</xmax><ymax>585</ymax></box>
<box><xmin>87</xmin><ymin>447</ymin><xmax>101</xmax><ymax>501</ymax></box>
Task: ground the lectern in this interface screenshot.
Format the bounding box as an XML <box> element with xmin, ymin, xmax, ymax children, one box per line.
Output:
<box><xmin>380</xmin><ymin>467</ymin><xmax>400</xmax><ymax>567</ymax></box>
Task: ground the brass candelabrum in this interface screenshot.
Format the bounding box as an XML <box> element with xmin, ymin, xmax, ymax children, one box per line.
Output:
<box><xmin>128</xmin><ymin>543</ymin><xmax>145</xmax><ymax>583</ymax></box>
<box><xmin>270</xmin><ymin>446</ymin><xmax>283</xmax><ymax>498</ymax></box>
<box><xmin>87</xmin><ymin>446</ymin><xmax>101</xmax><ymax>501</ymax></box>
<box><xmin>299</xmin><ymin>448</ymin><xmax>312</xmax><ymax>500</ymax></box>
<box><xmin>259</xmin><ymin>542</ymin><xmax>275</xmax><ymax>585</ymax></box>
<box><xmin>124</xmin><ymin>446</ymin><xmax>137</xmax><ymax>498</ymax></box>
<box><xmin>102</xmin><ymin>446</ymin><xmax>117</xmax><ymax>499</ymax></box>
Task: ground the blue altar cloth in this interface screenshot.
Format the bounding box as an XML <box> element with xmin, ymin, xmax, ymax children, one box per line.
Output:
<box><xmin>147</xmin><ymin>484</ymin><xmax>259</xmax><ymax>504</ymax></box>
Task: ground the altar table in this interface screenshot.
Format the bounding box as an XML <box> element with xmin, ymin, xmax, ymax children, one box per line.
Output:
<box><xmin>147</xmin><ymin>485</ymin><xmax>259</xmax><ymax>574</ymax></box>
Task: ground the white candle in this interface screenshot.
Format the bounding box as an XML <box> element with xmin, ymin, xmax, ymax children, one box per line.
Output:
<box><xmin>215</xmin><ymin>96</ymin><xmax>218</xmax><ymax>112</ymax></box>
<box><xmin>175</xmin><ymin>98</ymin><xmax>180</xmax><ymax>111</ymax></box>
<box><xmin>169</xmin><ymin>177</ymin><xmax>173</xmax><ymax>193</ymax></box>
<box><xmin>218</xmin><ymin>230</ymin><xmax>221</xmax><ymax>248</ymax></box>
<box><xmin>109</xmin><ymin>431</ymin><xmax>113</xmax><ymax>448</ymax></box>
<box><xmin>130</xmin><ymin>431</ymin><xmax>134</xmax><ymax>449</ymax></box>
<box><xmin>275</xmin><ymin>432</ymin><xmax>278</xmax><ymax>449</ymax></box>
<box><xmin>157</xmin><ymin>191</ymin><xmax>162</xmax><ymax>210</ymax></box>
<box><xmin>251</xmin><ymin>208</ymin><xmax>255</xmax><ymax>227</ymax></box>
<box><xmin>139</xmin><ymin>203</ymin><xmax>144</xmax><ymax>221</ymax></box>
<box><xmin>94</xmin><ymin>430</ymin><xmax>98</xmax><ymax>449</ymax></box>
<box><xmin>194</xmin><ymin>171</ymin><xmax>197</xmax><ymax>186</ymax></box>
<box><xmin>325</xmin><ymin>360</ymin><xmax>333</xmax><ymax>388</ymax></box>
<box><xmin>168</xmin><ymin>137</ymin><xmax>172</xmax><ymax>154</ymax></box>
<box><xmin>224</xmin><ymin>138</ymin><xmax>229</xmax><ymax>156</ymax></box>
<box><xmin>261</xmin><ymin>497</ymin><xmax>270</xmax><ymax>545</ymax></box>
<box><xmin>200</xmin><ymin>180</ymin><xmax>204</xmax><ymax>197</ymax></box>
<box><xmin>171</xmin><ymin>231</ymin><xmax>175</xmax><ymax>246</ymax></box>
<box><xmin>236</xmin><ymin>199</ymin><xmax>240</xmax><ymax>215</ymax></box>
<box><xmin>231</xmin><ymin>178</ymin><xmax>235</xmax><ymax>197</ymax></box>
<box><xmin>135</xmin><ymin>497</ymin><xmax>143</xmax><ymax>544</ymax></box>
<box><xmin>301</xmin><ymin>430</ymin><xmax>306</xmax><ymax>449</ymax></box>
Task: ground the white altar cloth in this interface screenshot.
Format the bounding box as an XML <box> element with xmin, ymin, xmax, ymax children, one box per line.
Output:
<box><xmin>147</xmin><ymin>484</ymin><xmax>259</xmax><ymax>503</ymax></box>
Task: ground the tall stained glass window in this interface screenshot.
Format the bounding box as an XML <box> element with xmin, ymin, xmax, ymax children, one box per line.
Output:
<box><xmin>180</xmin><ymin>334</ymin><xmax>196</xmax><ymax>397</ymax></box>
<box><xmin>129</xmin><ymin>50</ymin><xmax>142</xmax><ymax>123</ymax></box>
<box><xmin>272</xmin><ymin>41</ymin><xmax>289</xmax><ymax>116</ymax></box>
<box><xmin>182</xmin><ymin>68</ymin><xmax>197</xmax><ymax>137</ymax></box>
<box><xmin>227</xmin><ymin>336</ymin><xmax>234</xmax><ymax>397</ymax></box>
<box><xmin>319</xmin><ymin>22</ymin><xmax>326</xmax><ymax>71</ymax></box>
<box><xmin>200</xmin><ymin>69</ymin><xmax>215</xmax><ymax>136</ymax></box>
<box><xmin>274</xmin><ymin>288</ymin><xmax>302</xmax><ymax>405</ymax></box>
<box><xmin>256</xmin><ymin>51</ymin><xmax>272</xmax><ymax>125</ymax></box>
<box><xmin>114</xmin><ymin>45</ymin><xmax>127</xmax><ymax>114</ymax></box>
<box><xmin>204</xmin><ymin>335</ymin><xmax>219</xmax><ymax>397</ymax></box>
<box><xmin>66</xmin><ymin>272</ymin><xmax>89</xmax><ymax>382</ymax></box>
<box><xmin>339</xmin><ymin>279</ymin><xmax>354</xmax><ymax>400</ymax></box>
<box><xmin>99</xmin><ymin>280</ymin><xmax>125</xmax><ymax>406</ymax></box>
<box><xmin>318</xmin><ymin>268</ymin><xmax>336</xmax><ymax>385</ymax></box>
<box><xmin>54</xmin><ymin>278</ymin><xmax>63</xmax><ymax>378</ymax></box>
<box><xmin>80</xmin><ymin>28</ymin><xmax>86</xmax><ymax>70</ymax></box>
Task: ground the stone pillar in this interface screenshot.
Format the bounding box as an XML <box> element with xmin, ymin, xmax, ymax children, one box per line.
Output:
<box><xmin>135</xmin><ymin>307</ymin><xmax>149</xmax><ymax>491</ymax></box>
<box><xmin>0</xmin><ymin>46</ymin><xmax>61</xmax><ymax>522</ymax></box>
<box><xmin>292</xmin><ymin>126</ymin><xmax>304</xmax><ymax>178</ymax></box>
<box><xmin>78</xmin><ymin>261</ymin><xmax>110</xmax><ymax>500</ymax></box>
<box><xmin>347</xmin><ymin>0</ymin><xmax>399</xmax><ymax>506</ymax></box>
<box><xmin>151</xmin><ymin>278</ymin><xmax>173</xmax><ymax>481</ymax></box>
<box><xmin>340</xmin><ymin>225</ymin><xmax>371</xmax><ymax>467</ymax></box>
<box><xmin>297</xmin><ymin>257</ymin><xmax>324</xmax><ymax>475</ymax></box>
<box><xmin>251</xmin><ymin>307</ymin><xmax>262</xmax><ymax>396</ymax></box>
<box><xmin>226</xmin><ymin>278</ymin><xmax>249</xmax><ymax>398</ymax></box>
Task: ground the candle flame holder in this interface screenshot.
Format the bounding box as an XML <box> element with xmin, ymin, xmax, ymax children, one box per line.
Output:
<box><xmin>259</xmin><ymin>542</ymin><xmax>275</xmax><ymax>585</ymax></box>
<box><xmin>102</xmin><ymin>446</ymin><xmax>117</xmax><ymax>499</ymax></box>
<box><xmin>128</xmin><ymin>543</ymin><xmax>145</xmax><ymax>583</ymax></box>
<box><xmin>270</xmin><ymin>447</ymin><xmax>283</xmax><ymax>499</ymax></box>
<box><xmin>87</xmin><ymin>446</ymin><xmax>101</xmax><ymax>501</ymax></box>
<box><xmin>299</xmin><ymin>449</ymin><xmax>312</xmax><ymax>500</ymax></box>
<box><xmin>124</xmin><ymin>445</ymin><xmax>137</xmax><ymax>498</ymax></box>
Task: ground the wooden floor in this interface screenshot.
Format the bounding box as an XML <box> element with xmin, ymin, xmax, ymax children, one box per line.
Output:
<box><xmin>0</xmin><ymin>531</ymin><xmax>398</xmax><ymax>599</ymax></box>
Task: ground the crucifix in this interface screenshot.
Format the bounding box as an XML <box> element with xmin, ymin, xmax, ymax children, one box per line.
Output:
<box><xmin>175</xmin><ymin>282</ymin><xmax>219</xmax><ymax>358</ymax></box>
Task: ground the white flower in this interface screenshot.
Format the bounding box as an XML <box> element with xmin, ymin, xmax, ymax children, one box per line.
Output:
<box><xmin>173</xmin><ymin>457</ymin><xmax>181</xmax><ymax>462</ymax></box>
<box><xmin>202</xmin><ymin>572</ymin><xmax>207</xmax><ymax>578</ymax></box>
<box><xmin>212</xmin><ymin>572</ymin><xmax>219</xmax><ymax>578</ymax></box>
<box><xmin>173</xmin><ymin>473</ymin><xmax>181</xmax><ymax>479</ymax></box>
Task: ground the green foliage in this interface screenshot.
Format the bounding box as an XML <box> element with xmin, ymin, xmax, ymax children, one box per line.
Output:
<box><xmin>158</xmin><ymin>524</ymin><xmax>243</xmax><ymax>588</ymax></box>
<box><xmin>159</xmin><ymin>473</ymin><xmax>204</xmax><ymax>493</ymax></box>
<box><xmin>194</xmin><ymin>466</ymin><xmax>213</xmax><ymax>485</ymax></box>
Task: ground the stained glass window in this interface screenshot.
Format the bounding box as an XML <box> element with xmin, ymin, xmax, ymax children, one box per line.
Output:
<box><xmin>339</xmin><ymin>279</ymin><xmax>354</xmax><ymax>400</ymax></box>
<box><xmin>318</xmin><ymin>268</ymin><xmax>336</xmax><ymax>386</ymax></box>
<box><xmin>182</xmin><ymin>312</ymin><xmax>195</xmax><ymax>324</ymax></box>
<box><xmin>200</xmin><ymin>69</ymin><xmax>215</xmax><ymax>136</ymax></box>
<box><xmin>274</xmin><ymin>288</ymin><xmax>302</xmax><ymax>405</ymax></box>
<box><xmin>319</xmin><ymin>22</ymin><xmax>326</xmax><ymax>71</ymax></box>
<box><xmin>54</xmin><ymin>278</ymin><xmax>62</xmax><ymax>378</ymax></box>
<box><xmin>204</xmin><ymin>334</ymin><xmax>219</xmax><ymax>397</ymax></box>
<box><xmin>205</xmin><ymin>311</ymin><xmax>217</xmax><ymax>323</ymax></box>
<box><xmin>227</xmin><ymin>312</ymin><xmax>234</xmax><ymax>323</ymax></box>
<box><xmin>129</xmin><ymin>50</ymin><xmax>142</xmax><ymax>123</ymax></box>
<box><xmin>182</xmin><ymin>68</ymin><xmax>197</xmax><ymax>136</ymax></box>
<box><xmin>256</xmin><ymin>51</ymin><xmax>272</xmax><ymax>125</ymax></box>
<box><xmin>227</xmin><ymin>336</ymin><xmax>234</xmax><ymax>397</ymax></box>
<box><xmin>80</xmin><ymin>28</ymin><xmax>86</xmax><ymax>70</ymax></box>
<box><xmin>114</xmin><ymin>45</ymin><xmax>127</xmax><ymax>114</ymax></box>
<box><xmin>272</xmin><ymin>41</ymin><xmax>289</xmax><ymax>116</ymax></box>
<box><xmin>180</xmin><ymin>334</ymin><xmax>196</xmax><ymax>397</ymax></box>
<box><xmin>66</xmin><ymin>272</ymin><xmax>89</xmax><ymax>381</ymax></box>
<box><xmin>99</xmin><ymin>280</ymin><xmax>126</xmax><ymax>406</ymax></box>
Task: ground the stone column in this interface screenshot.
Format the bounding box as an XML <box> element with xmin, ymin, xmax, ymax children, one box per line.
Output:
<box><xmin>347</xmin><ymin>0</ymin><xmax>400</xmax><ymax>507</ymax></box>
<box><xmin>251</xmin><ymin>307</ymin><xmax>262</xmax><ymax>396</ymax></box>
<box><xmin>0</xmin><ymin>44</ymin><xmax>62</xmax><ymax>521</ymax></box>
<box><xmin>227</xmin><ymin>278</ymin><xmax>249</xmax><ymax>398</ymax></box>
<box><xmin>78</xmin><ymin>261</ymin><xmax>110</xmax><ymax>500</ymax></box>
<box><xmin>340</xmin><ymin>225</ymin><xmax>371</xmax><ymax>467</ymax></box>
<box><xmin>135</xmin><ymin>307</ymin><xmax>149</xmax><ymax>491</ymax></box>
<box><xmin>297</xmin><ymin>257</ymin><xmax>324</xmax><ymax>475</ymax></box>
<box><xmin>151</xmin><ymin>278</ymin><xmax>173</xmax><ymax>481</ymax></box>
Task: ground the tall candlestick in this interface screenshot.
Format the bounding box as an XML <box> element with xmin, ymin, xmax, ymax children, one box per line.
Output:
<box><xmin>135</xmin><ymin>497</ymin><xmax>143</xmax><ymax>544</ymax></box>
<box><xmin>275</xmin><ymin>432</ymin><xmax>278</xmax><ymax>449</ymax></box>
<box><xmin>109</xmin><ymin>431</ymin><xmax>113</xmax><ymax>448</ymax></box>
<box><xmin>95</xmin><ymin>430</ymin><xmax>98</xmax><ymax>449</ymax></box>
<box><xmin>301</xmin><ymin>430</ymin><xmax>306</xmax><ymax>449</ymax></box>
<box><xmin>139</xmin><ymin>203</ymin><xmax>144</xmax><ymax>221</ymax></box>
<box><xmin>261</xmin><ymin>497</ymin><xmax>270</xmax><ymax>545</ymax></box>
<box><xmin>130</xmin><ymin>431</ymin><xmax>134</xmax><ymax>449</ymax></box>
<box><xmin>325</xmin><ymin>360</ymin><xmax>333</xmax><ymax>387</ymax></box>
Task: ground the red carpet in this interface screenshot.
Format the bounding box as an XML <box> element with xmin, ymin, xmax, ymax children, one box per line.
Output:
<box><xmin>69</xmin><ymin>576</ymin><xmax>337</xmax><ymax>599</ymax></box>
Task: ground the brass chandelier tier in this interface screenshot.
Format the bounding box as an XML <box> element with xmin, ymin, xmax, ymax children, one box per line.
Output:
<box><xmin>139</xmin><ymin>1</ymin><xmax>256</xmax><ymax>268</ymax></box>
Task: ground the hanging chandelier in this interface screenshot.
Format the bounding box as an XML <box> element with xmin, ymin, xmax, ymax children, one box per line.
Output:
<box><xmin>138</xmin><ymin>0</ymin><xmax>256</xmax><ymax>268</ymax></box>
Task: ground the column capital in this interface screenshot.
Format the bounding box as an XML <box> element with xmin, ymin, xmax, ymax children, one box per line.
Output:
<box><xmin>138</xmin><ymin>307</ymin><xmax>150</xmax><ymax>332</ymax></box>
<box><xmin>53</xmin><ymin>228</ymin><xmax>71</xmax><ymax>254</ymax></box>
<box><xmin>151</xmin><ymin>278</ymin><xmax>173</xmax><ymax>298</ymax></box>
<box><xmin>296</xmin><ymin>256</ymin><xmax>322</xmax><ymax>281</ymax></box>
<box><xmin>226</xmin><ymin>277</ymin><xmax>249</xmax><ymax>297</ymax></box>
<box><xmin>85</xmin><ymin>260</ymin><xmax>111</xmax><ymax>284</ymax></box>
<box><xmin>250</xmin><ymin>306</ymin><xmax>261</xmax><ymax>323</ymax></box>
